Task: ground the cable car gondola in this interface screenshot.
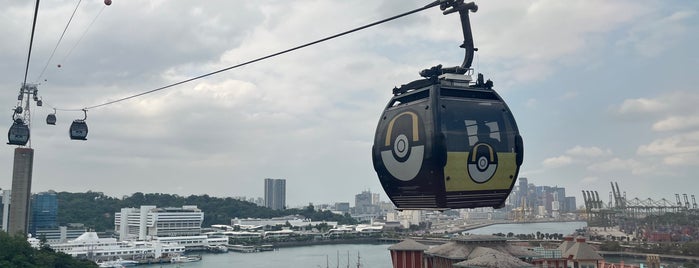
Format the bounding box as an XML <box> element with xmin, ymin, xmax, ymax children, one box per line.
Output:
<box><xmin>69</xmin><ymin>109</ymin><xmax>88</xmax><ymax>140</ymax></box>
<box><xmin>371</xmin><ymin>1</ymin><xmax>523</xmax><ymax>210</ymax></box>
<box><xmin>8</xmin><ymin>118</ymin><xmax>30</xmax><ymax>146</ymax></box>
<box><xmin>46</xmin><ymin>109</ymin><xmax>57</xmax><ymax>125</ymax></box>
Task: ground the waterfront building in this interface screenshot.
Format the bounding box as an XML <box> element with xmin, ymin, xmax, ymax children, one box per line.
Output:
<box><xmin>49</xmin><ymin>232</ymin><xmax>185</xmax><ymax>262</ymax></box>
<box><xmin>0</xmin><ymin>189</ymin><xmax>10</xmax><ymax>231</ymax></box>
<box><xmin>115</xmin><ymin>205</ymin><xmax>204</xmax><ymax>241</ymax></box>
<box><xmin>8</xmin><ymin>147</ymin><xmax>34</xmax><ymax>235</ymax></box>
<box><xmin>231</xmin><ymin>216</ymin><xmax>338</xmax><ymax>229</ymax></box>
<box><xmin>38</xmin><ymin>224</ymin><xmax>88</xmax><ymax>244</ymax></box>
<box><xmin>264</xmin><ymin>178</ymin><xmax>286</xmax><ymax>210</ymax></box>
<box><xmin>388</xmin><ymin>239</ymin><xmax>428</xmax><ymax>268</ymax></box>
<box><xmin>29</xmin><ymin>191</ymin><xmax>58</xmax><ymax>236</ymax></box>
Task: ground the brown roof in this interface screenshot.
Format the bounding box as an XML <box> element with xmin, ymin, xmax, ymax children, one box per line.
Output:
<box><xmin>388</xmin><ymin>239</ymin><xmax>429</xmax><ymax>251</ymax></box>
<box><xmin>453</xmin><ymin>248</ymin><xmax>535</xmax><ymax>268</ymax></box>
<box><xmin>424</xmin><ymin>235</ymin><xmax>539</xmax><ymax>261</ymax></box>
<box><xmin>563</xmin><ymin>239</ymin><xmax>603</xmax><ymax>261</ymax></box>
<box><xmin>425</xmin><ymin>241</ymin><xmax>470</xmax><ymax>260</ymax></box>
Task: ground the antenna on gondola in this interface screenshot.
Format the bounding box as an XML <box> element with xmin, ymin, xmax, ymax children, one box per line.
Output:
<box><xmin>69</xmin><ymin>109</ymin><xmax>88</xmax><ymax>140</ymax></box>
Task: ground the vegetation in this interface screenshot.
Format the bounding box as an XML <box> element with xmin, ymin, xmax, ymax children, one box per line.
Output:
<box><xmin>57</xmin><ymin>191</ymin><xmax>357</xmax><ymax>231</ymax></box>
<box><xmin>0</xmin><ymin>231</ymin><xmax>97</xmax><ymax>267</ymax></box>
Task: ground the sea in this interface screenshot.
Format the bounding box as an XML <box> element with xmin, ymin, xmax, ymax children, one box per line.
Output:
<box><xmin>147</xmin><ymin>221</ymin><xmax>588</xmax><ymax>268</ymax></box>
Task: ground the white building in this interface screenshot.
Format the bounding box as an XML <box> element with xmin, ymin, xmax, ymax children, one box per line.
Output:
<box><xmin>49</xmin><ymin>232</ymin><xmax>185</xmax><ymax>262</ymax></box>
<box><xmin>386</xmin><ymin>210</ymin><xmax>422</xmax><ymax>229</ymax></box>
<box><xmin>115</xmin><ymin>205</ymin><xmax>204</xmax><ymax>241</ymax></box>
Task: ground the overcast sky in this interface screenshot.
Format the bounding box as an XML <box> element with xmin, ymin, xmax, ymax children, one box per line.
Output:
<box><xmin>1</xmin><ymin>0</ymin><xmax>698</xmax><ymax>208</ymax></box>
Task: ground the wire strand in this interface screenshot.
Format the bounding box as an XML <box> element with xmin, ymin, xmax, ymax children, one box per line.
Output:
<box><xmin>53</xmin><ymin>1</ymin><xmax>443</xmax><ymax>111</ymax></box>
<box><xmin>23</xmin><ymin>0</ymin><xmax>41</xmax><ymax>85</ymax></box>
<box><xmin>35</xmin><ymin>0</ymin><xmax>82</xmax><ymax>83</ymax></box>
<box><xmin>59</xmin><ymin>5</ymin><xmax>106</xmax><ymax>70</ymax></box>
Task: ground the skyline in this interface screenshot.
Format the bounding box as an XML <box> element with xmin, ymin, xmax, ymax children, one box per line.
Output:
<box><xmin>1</xmin><ymin>1</ymin><xmax>698</xmax><ymax>207</ymax></box>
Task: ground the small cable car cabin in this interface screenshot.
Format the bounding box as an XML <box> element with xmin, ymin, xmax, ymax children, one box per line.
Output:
<box><xmin>70</xmin><ymin>109</ymin><xmax>88</xmax><ymax>140</ymax></box>
<box><xmin>46</xmin><ymin>113</ymin><xmax>56</xmax><ymax>125</ymax></box>
<box><xmin>8</xmin><ymin>118</ymin><xmax>30</xmax><ymax>146</ymax></box>
<box><xmin>69</xmin><ymin>120</ymin><xmax>88</xmax><ymax>140</ymax></box>
<box><xmin>371</xmin><ymin>1</ymin><xmax>523</xmax><ymax>210</ymax></box>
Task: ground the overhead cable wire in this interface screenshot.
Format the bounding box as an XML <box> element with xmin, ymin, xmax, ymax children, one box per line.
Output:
<box><xmin>53</xmin><ymin>0</ymin><xmax>444</xmax><ymax>112</ymax></box>
<box><xmin>35</xmin><ymin>0</ymin><xmax>82</xmax><ymax>82</ymax></box>
<box><xmin>23</xmin><ymin>0</ymin><xmax>41</xmax><ymax>85</ymax></box>
<box><xmin>59</xmin><ymin>5</ymin><xmax>106</xmax><ymax>71</ymax></box>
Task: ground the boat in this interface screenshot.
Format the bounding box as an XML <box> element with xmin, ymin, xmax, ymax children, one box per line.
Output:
<box><xmin>96</xmin><ymin>258</ymin><xmax>139</xmax><ymax>267</ymax></box>
<box><xmin>206</xmin><ymin>244</ymin><xmax>229</xmax><ymax>253</ymax></box>
<box><xmin>228</xmin><ymin>244</ymin><xmax>257</xmax><ymax>253</ymax></box>
<box><xmin>257</xmin><ymin>244</ymin><xmax>275</xmax><ymax>252</ymax></box>
<box><xmin>170</xmin><ymin>255</ymin><xmax>202</xmax><ymax>263</ymax></box>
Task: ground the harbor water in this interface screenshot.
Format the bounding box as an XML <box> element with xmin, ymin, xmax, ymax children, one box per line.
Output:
<box><xmin>464</xmin><ymin>221</ymin><xmax>587</xmax><ymax>236</ymax></box>
<box><xmin>176</xmin><ymin>243</ymin><xmax>393</xmax><ymax>268</ymax></box>
<box><xmin>148</xmin><ymin>221</ymin><xmax>587</xmax><ymax>267</ymax></box>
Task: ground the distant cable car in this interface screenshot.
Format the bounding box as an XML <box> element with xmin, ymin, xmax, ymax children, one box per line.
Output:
<box><xmin>371</xmin><ymin>1</ymin><xmax>523</xmax><ymax>210</ymax></box>
<box><xmin>46</xmin><ymin>109</ymin><xmax>57</xmax><ymax>125</ymax></box>
<box><xmin>8</xmin><ymin>118</ymin><xmax>30</xmax><ymax>146</ymax></box>
<box><xmin>69</xmin><ymin>110</ymin><xmax>88</xmax><ymax>140</ymax></box>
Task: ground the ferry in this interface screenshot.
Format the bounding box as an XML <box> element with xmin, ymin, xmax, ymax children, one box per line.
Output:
<box><xmin>170</xmin><ymin>254</ymin><xmax>202</xmax><ymax>263</ymax></box>
<box><xmin>48</xmin><ymin>232</ymin><xmax>185</xmax><ymax>262</ymax></box>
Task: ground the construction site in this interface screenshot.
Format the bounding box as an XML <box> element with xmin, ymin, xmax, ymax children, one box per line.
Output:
<box><xmin>582</xmin><ymin>182</ymin><xmax>699</xmax><ymax>242</ymax></box>
<box><xmin>582</xmin><ymin>182</ymin><xmax>698</xmax><ymax>227</ymax></box>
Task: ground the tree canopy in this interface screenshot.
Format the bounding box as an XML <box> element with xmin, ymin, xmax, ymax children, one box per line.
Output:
<box><xmin>56</xmin><ymin>191</ymin><xmax>357</xmax><ymax>231</ymax></box>
<box><xmin>0</xmin><ymin>232</ymin><xmax>97</xmax><ymax>268</ymax></box>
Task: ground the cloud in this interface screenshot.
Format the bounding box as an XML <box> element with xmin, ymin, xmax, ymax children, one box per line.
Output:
<box><xmin>580</xmin><ymin>176</ymin><xmax>599</xmax><ymax>184</ymax></box>
<box><xmin>566</xmin><ymin>146</ymin><xmax>612</xmax><ymax>158</ymax></box>
<box><xmin>637</xmin><ymin>131</ymin><xmax>699</xmax><ymax>155</ymax></box>
<box><xmin>525</xmin><ymin>98</ymin><xmax>538</xmax><ymax>108</ymax></box>
<box><xmin>587</xmin><ymin>157</ymin><xmax>652</xmax><ymax>175</ymax></box>
<box><xmin>652</xmin><ymin>116</ymin><xmax>699</xmax><ymax>132</ymax></box>
<box><xmin>616</xmin><ymin>97</ymin><xmax>666</xmax><ymax>115</ymax></box>
<box><xmin>616</xmin><ymin>10</ymin><xmax>696</xmax><ymax>57</ymax></box>
<box><xmin>616</xmin><ymin>92</ymin><xmax>699</xmax><ymax>116</ymax></box>
<box><xmin>542</xmin><ymin>155</ymin><xmax>572</xmax><ymax>168</ymax></box>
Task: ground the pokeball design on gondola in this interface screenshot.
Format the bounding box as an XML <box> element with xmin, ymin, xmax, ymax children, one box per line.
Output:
<box><xmin>467</xmin><ymin>143</ymin><xmax>498</xmax><ymax>183</ymax></box>
<box><xmin>379</xmin><ymin>111</ymin><xmax>424</xmax><ymax>182</ymax></box>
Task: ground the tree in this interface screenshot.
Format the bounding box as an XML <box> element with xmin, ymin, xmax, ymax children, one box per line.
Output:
<box><xmin>0</xmin><ymin>231</ymin><xmax>97</xmax><ymax>268</ymax></box>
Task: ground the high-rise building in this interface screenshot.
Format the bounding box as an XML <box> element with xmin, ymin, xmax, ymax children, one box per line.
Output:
<box><xmin>29</xmin><ymin>191</ymin><xmax>58</xmax><ymax>236</ymax></box>
<box><xmin>264</xmin><ymin>178</ymin><xmax>286</xmax><ymax>210</ymax></box>
<box><xmin>354</xmin><ymin>190</ymin><xmax>376</xmax><ymax>214</ymax></box>
<box><xmin>8</xmin><ymin>147</ymin><xmax>34</xmax><ymax>235</ymax></box>
<box><xmin>1</xmin><ymin>189</ymin><xmax>11</xmax><ymax>231</ymax></box>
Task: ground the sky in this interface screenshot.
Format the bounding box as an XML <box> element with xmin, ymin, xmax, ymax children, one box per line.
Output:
<box><xmin>1</xmin><ymin>0</ymin><xmax>698</xmax><ymax>208</ymax></box>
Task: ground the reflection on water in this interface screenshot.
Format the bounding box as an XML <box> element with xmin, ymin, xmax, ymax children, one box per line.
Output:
<box><xmin>465</xmin><ymin>221</ymin><xmax>587</xmax><ymax>236</ymax></box>
<box><xmin>168</xmin><ymin>244</ymin><xmax>393</xmax><ymax>268</ymax></box>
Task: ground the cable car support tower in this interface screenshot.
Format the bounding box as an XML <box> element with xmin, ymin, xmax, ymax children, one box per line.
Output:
<box><xmin>6</xmin><ymin>0</ymin><xmax>42</xmax><ymax>236</ymax></box>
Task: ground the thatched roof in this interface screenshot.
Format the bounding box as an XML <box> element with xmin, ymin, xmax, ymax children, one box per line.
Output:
<box><xmin>425</xmin><ymin>235</ymin><xmax>539</xmax><ymax>261</ymax></box>
<box><xmin>453</xmin><ymin>247</ymin><xmax>535</xmax><ymax>268</ymax></box>
<box><xmin>563</xmin><ymin>238</ymin><xmax>603</xmax><ymax>261</ymax></box>
<box><xmin>388</xmin><ymin>239</ymin><xmax>429</xmax><ymax>251</ymax></box>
